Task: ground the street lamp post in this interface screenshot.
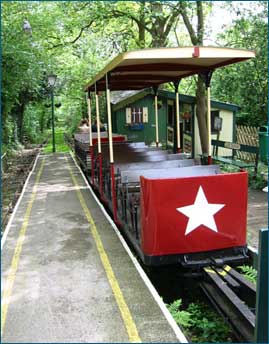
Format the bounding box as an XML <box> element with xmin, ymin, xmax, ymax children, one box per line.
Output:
<box><xmin>47</xmin><ymin>74</ymin><xmax>57</xmax><ymax>153</ymax></box>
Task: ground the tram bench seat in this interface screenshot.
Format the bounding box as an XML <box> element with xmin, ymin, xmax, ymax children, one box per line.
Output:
<box><xmin>211</xmin><ymin>139</ymin><xmax>259</xmax><ymax>175</ymax></box>
<box><xmin>116</xmin><ymin>159</ymin><xmax>197</xmax><ymax>173</ymax></box>
<box><xmin>121</xmin><ymin>165</ymin><xmax>221</xmax><ymax>184</ymax></box>
<box><xmin>101</xmin><ymin>150</ymin><xmax>168</xmax><ymax>165</ymax></box>
<box><xmin>167</xmin><ymin>153</ymin><xmax>189</xmax><ymax>160</ymax></box>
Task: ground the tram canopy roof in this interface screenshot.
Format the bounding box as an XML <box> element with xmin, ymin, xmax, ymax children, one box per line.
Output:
<box><xmin>85</xmin><ymin>46</ymin><xmax>255</xmax><ymax>92</ymax></box>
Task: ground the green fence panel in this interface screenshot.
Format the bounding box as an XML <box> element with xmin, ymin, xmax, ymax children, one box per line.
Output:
<box><xmin>255</xmin><ymin>228</ymin><xmax>268</xmax><ymax>343</ymax></box>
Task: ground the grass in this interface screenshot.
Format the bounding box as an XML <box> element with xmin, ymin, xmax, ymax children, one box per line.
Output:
<box><xmin>42</xmin><ymin>128</ymin><xmax>70</xmax><ymax>153</ymax></box>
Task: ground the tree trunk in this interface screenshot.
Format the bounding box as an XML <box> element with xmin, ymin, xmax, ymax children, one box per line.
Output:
<box><xmin>195</xmin><ymin>2</ymin><xmax>208</xmax><ymax>154</ymax></box>
<box><xmin>40</xmin><ymin>110</ymin><xmax>46</xmax><ymax>133</ymax></box>
<box><xmin>179</xmin><ymin>1</ymin><xmax>209</xmax><ymax>154</ymax></box>
<box><xmin>17</xmin><ymin>102</ymin><xmax>25</xmax><ymax>143</ymax></box>
<box><xmin>149</xmin><ymin>2</ymin><xmax>166</xmax><ymax>48</ymax></box>
<box><xmin>196</xmin><ymin>75</ymin><xmax>208</xmax><ymax>153</ymax></box>
<box><xmin>150</xmin><ymin>35</ymin><xmax>166</xmax><ymax>48</ymax></box>
<box><xmin>138</xmin><ymin>22</ymin><xmax>145</xmax><ymax>48</ymax></box>
<box><xmin>137</xmin><ymin>1</ymin><xmax>146</xmax><ymax>48</ymax></box>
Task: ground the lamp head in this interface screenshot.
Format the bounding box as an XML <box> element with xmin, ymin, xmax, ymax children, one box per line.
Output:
<box><xmin>47</xmin><ymin>74</ymin><xmax>57</xmax><ymax>88</ymax></box>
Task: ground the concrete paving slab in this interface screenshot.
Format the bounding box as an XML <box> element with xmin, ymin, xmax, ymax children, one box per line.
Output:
<box><xmin>1</xmin><ymin>153</ymin><xmax>184</xmax><ymax>343</ymax></box>
<box><xmin>247</xmin><ymin>189</ymin><xmax>268</xmax><ymax>249</ymax></box>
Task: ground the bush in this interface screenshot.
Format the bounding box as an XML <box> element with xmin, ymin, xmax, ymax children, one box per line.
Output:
<box><xmin>167</xmin><ymin>299</ymin><xmax>192</xmax><ymax>328</ymax></box>
<box><xmin>167</xmin><ymin>299</ymin><xmax>233</xmax><ymax>343</ymax></box>
<box><xmin>219</xmin><ymin>162</ymin><xmax>268</xmax><ymax>190</ymax></box>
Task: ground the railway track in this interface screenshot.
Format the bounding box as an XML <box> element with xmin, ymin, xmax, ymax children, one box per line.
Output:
<box><xmin>201</xmin><ymin>265</ymin><xmax>256</xmax><ymax>342</ymax></box>
<box><xmin>75</xmin><ymin>164</ymin><xmax>257</xmax><ymax>342</ymax></box>
<box><xmin>68</xmin><ymin>133</ymin><xmax>258</xmax><ymax>343</ymax></box>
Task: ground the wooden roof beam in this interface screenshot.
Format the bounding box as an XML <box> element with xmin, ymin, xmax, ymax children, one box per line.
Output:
<box><xmin>113</xmin><ymin>63</ymin><xmax>203</xmax><ymax>72</ymax></box>
<box><xmin>108</xmin><ymin>75</ymin><xmax>179</xmax><ymax>82</ymax></box>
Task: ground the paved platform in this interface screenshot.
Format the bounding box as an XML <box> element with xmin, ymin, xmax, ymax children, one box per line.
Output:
<box><xmin>247</xmin><ymin>189</ymin><xmax>268</xmax><ymax>250</ymax></box>
<box><xmin>1</xmin><ymin>153</ymin><xmax>185</xmax><ymax>343</ymax></box>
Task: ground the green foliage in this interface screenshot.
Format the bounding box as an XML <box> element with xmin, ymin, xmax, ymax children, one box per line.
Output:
<box><xmin>219</xmin><ymin>163</ymin><xmax>239</xmax><ymax>173</ymax></box>
<box><xmin>186</xmin><ymin>302</ymin><xmax>233</xmax><ymax>343</ymax></box>
<box><xmin>167</xmin><ymin>299</ymin><xmax>233</xmax><ymax>342</ymax></box>
<box><xmin>166</xmin><ymin>299</ymin><xmax>192</xmax><ymax>328</ymax></box>
<box><xmin>42</xmin><ymin>128</ymin><xmax>69</xmax><ymax>153</ymax></box>
<box><xmin>238</xmin><ymin>265</ymin><xmax>257</xmax><ymax>284</ymax></box>
<box><xmin>2</xmin><ymin>1</ymin><xmax>266</xmax><ymax>151</ymax></box>
<box><xmin>212</xmin><ymin>3</ymin><xmax>268</xmax><ymax>127</ymax></box>
<box><xmin>1</xmin><ymin>1</ymin><xmax>57</xmax><ymax>145</ymax></box>
<box><xmin>218</xmin><ymin>162</ymin><xmax>267</xmax><ymax>190</ymax></box>
<box><xmin>248</xmin><ymin>167</ymin><xmax>268</xmax><ymax>190</ymax></box>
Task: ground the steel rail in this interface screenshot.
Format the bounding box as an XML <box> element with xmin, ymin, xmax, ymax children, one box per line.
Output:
<box><xmin>201</xmin><ymin>265</ymin><xmax>256</xmax><ymax>342</ymax></box>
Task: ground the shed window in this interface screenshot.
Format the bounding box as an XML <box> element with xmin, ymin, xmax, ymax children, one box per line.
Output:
<box><xmin>131</xmin><ymin>107</ymin><xmax>143</xmax><ymax>124</ymax></box>
<box><xmin>168</xmin><ymin>104</ymin><xmax>174</xmax><ymax>127</ymax></box>
<box><xmin>211</xmin><ymin>110</ymin><xmax>220</xmax><ymax>134</ymax></box>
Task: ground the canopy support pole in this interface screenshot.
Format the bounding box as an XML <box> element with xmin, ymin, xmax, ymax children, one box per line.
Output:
<box><xmin>153</xmin><ymin>86</ymin><xmax>159</xmax><ymax>147</ymax></box>
<box><xmin>87</xmin><ymin>91</ymin><xmax>94</xmax><ymax>185</ymax></box>
<box><xmin>207</xmin><ymin>86</ymin><xmax>212</xmax><ymax>164</ymax></box>
<box><xmin>173</xmin><ymin>80</ymin><xmax>181</xmax><ymax>153</ymax></box>
<box><xmin>201</xmin><ymin>71</ymin><xmax>214</xmax><ymax>165</ymax></box>
<box><xmin>106</xmin><ymin>73</ymin><xmax>117</xmax><ymax>223</ymax></box>
<box><xmin>95</xmin><ymin>83</ymin><xmax>103</xmax><ymax>197</ymax></box>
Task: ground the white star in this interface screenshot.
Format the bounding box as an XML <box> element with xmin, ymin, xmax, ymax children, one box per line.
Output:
<box><xmin>176</xmin><ymin>186</ymin><xmax>225</xmax><ymax>236</ymax></box>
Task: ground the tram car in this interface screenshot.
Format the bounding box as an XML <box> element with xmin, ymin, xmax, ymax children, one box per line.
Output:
<box><xmin>76</xmin><ymin>46</ymin><xmax>255</xmax><ymax>268</ymax></box>
<box><xmin>74</xmin><ymin>131</ymin><xmax>126</xmax><ymax>172</ymax></box>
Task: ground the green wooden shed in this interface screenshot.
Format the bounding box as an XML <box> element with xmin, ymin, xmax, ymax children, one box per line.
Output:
<box><xmin>111</xmin><ymin>88</ymin><xmax>240</xmax><ymax>158</ymax></box>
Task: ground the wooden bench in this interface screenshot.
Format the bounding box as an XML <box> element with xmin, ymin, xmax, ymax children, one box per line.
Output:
<box><xmin>212</xmin><ymin>139</ymin><xmax>259</xmax><ymax>175</ymax></box>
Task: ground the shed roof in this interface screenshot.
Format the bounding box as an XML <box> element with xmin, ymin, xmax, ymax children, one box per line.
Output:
<box><xmin>85</xmin><ymin>46</ymin><xmax>255</xmax><ymax>92</ymax></box>
<box><xmin>111</xmin><ymin>88</ymin><xmax>241</xmax><ymax>112</ymax></box>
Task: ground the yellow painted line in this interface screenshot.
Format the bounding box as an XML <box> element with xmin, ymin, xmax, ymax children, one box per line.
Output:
<box><xmin>223</xmin><ymin>265</ymin><xmax>232</xmax><ymax>274</ymax></box>
<box><xmin>204</xmin><ymin>265</ymin><xmax>232</xmax><ymax>276</ymax></box>
<box><xmin>1</xmin><ymin>158</ymin><xmax>45</xmax><ymax>335</ymax></box>
<box><xmin>204</xmin><ymin>267</ymin><xmax>215</xmax><ymax>274</ymax></box>
<box><xmin>67</xmin><ymin>160</ymin><xmax>141</xmax><ymax>343</ymax></box>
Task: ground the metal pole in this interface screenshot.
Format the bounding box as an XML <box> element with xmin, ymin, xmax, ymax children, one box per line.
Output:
<box><xmin>87</xmin><ymin>92</ymin><xmax>92</xmax><ymax>147</ymax></box>
<box><xmin>87</xmin><ymin>92</ymin><xmax>94</xmax><ymax>185</ymax></box>
<box><xmin>106</xmin><ymin>74</ymin><xmax>117</xmax><ymax>222</ymax></box>
<box><xmin>51</xmin><ymin>88</ymin><xmax>55</xmax><ymax>153</ymax></box>
<box><xmin>153</xmin><ymin>87</ymin><xmax>159</xmax><ymax>147</ymax></box>
<box><xmin>95</xmin><ymin>86</ymin><xmax>101</xmax><ymax>154</ymax></box>
<box><xmin>201</xmin><ymin>71</ymin><xmax>213</xmax><ymax>165</ymax></box>
<box><xmin>95</xmin><ymin>84</ymin><xmax>103</xmax><ymax>198</ymax></box>
<box><xmin>176</xmin><ymin>91</ymin><xmax>180</xmax><ymax>153</ymax></box>
<box><xmin>207</xmin><ymin>86</ymin><xmax>212</xmax><ymax>164</ymax></box>
<box><xmin>105</xmin><ymin>74</ymin><xmax>114</xmax><ymax>164</ymax></box>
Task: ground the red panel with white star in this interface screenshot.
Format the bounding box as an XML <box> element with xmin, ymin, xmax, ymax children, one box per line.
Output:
<box><xmin>140</xmin><ymin>171</ymin><xmax>248</xmax><ymax>256</ymax></box>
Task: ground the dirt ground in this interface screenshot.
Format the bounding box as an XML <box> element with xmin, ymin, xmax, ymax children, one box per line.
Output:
<box><xmin>1</xmin><ymin>148</ymin><xmax>39</xmax><ymax>232</ymax></box>
<box><xmin>247</xmin><ymin>188</ymin><xmax>268</xmax><ymax>249</ymax></box>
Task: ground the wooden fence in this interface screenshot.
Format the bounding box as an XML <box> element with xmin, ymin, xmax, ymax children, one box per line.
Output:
<box><xmin>236</xmin><ymin>125</ymin><xmax>259</xmax><ymax>162</ymax></box>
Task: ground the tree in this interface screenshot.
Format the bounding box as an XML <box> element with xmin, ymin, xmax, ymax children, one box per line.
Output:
<box><xmin>178</xmin><ymin>1</ymin><xmax>212</xmax><ymax>154</ymax></box>
<box><xmin>1</xmin><ymin>2</ymin><xmax>54</xmax><ymax>143</ymax></box>
<box><xmin>97</xmin><ymin>1</ymin><xmax>212</xmax><ymax>152</ymax></box>
<box><xmin>2</xmin><ymin>1</ymin><xmax>264</xmax><ymax>150</ymax></box>
<box><xmin>212</xmin><ymin>2</ymin><xmax>268</xmax><ymax>126</ymax></box>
